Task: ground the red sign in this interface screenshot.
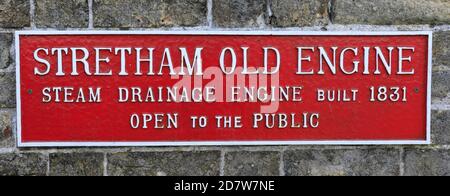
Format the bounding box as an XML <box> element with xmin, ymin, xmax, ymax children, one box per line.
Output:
<box><xmin>16</xmin><ymin>31</ymin><xmax>432</xmax><ymax>147</ymax></box>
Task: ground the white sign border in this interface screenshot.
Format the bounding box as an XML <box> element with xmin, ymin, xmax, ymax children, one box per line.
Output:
<box><xmin>15</xmin><ymin>30</ymin><xmax>433</xmax><ymax>147</ymax></box>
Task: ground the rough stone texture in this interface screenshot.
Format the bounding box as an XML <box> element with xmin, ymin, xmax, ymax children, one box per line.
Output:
<box><xmin>432</xmin><ymin>71</ymin><xmax>450</xmax><ymax>103</ymax></box>
<box><xmin>0</xmin><ymin>72</ymin><xmax>15</xmax><ymax>108</ymax></box>
<box><xmin>0</xmin><ymin>153</ymin><xmax>47</xmax><ymax>176</ymax></box>
<box><xmin>0</xmin><ymin>0</ymin><xmax>30</xmax><ymax>28</ymax></box>
<box><xmin>434</xmin><ymin>31</ymin><xmax>450</xmax><ymax>71</ymax></box>
<box><xmin>284</xmin><ymin>148</ymin><xmax>400</xmax><ymax>176</ymax></box>
<box><xmin>332</xmin><ymin>0</ymin><xmax>450</xmax><ymax>25</ymax></box>
<box><xmin>35</xmin><ymin>0</ymin><xmax>90</xmax><ymax>28</ymax></box>
<box><xmin>270</xmin><ymin>0</ymin><xmax>329</xmax><ymax>27</ymax></box>
<box><xmin>94</xmin><ymin>0</ymin><xmax>207</xmax><ymax>28</ymax></box>
<box><xmin>0</xmin><ymin>33</ymin><xmax>12</xmax><ymax>70</ymax></box>
<box><xmin>404</xmin><ymin>148</ymin><xmax>450</xmax><ymax>176</ymax></box>
<box><xmin>108</xmin><ymin>151</ymin><xmax>221</xmax><ymax>176</ymax></box>
<box><xmin>213</xmin><ymin>0</ymin><xmax>267</xmax><ymax>28</ymax></box>
<box><xmin>0</xmin><ymin>110</ymin><xmax>14</xmax><ymax>148</ymax></box>
<box><xmin>224</xmin><ymin>151</ymin><xmax>280</xmax><ymax>176</ymax></box>
<box><xmin>0</xmin><ymin>0</ymin><xmax>449</xmax><ymax>177</ymax></box>
<box><xmin>431</xmin><ymin>110</ymin><xmax>450</xmax><ymax>145</ymax></box>
<box><xmin>49</xmin><ymin>153</ymin><xmax>104</xmax><ymax>176</ymax></box>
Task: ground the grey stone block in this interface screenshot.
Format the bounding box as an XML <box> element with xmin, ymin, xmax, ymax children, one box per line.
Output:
<box><xmin>284</xmin><ymin>148</ymin><xmax>400</xmax><ymax>176</ymax></box>
<box><xmin>270</xmin><ymin>0</ymin><xmax>329</xmax><ymax>27</ymax></box>
<box><xmin>431</xmin><ymin>110</ymin><xmax>450</xmax><ymax>145</ymax></box>
<box><xmin>404</xmin><ymin>148</ymin><xmax>450</xmax><ymax>176</ymax></box>
<box><xmin>94</xmin><ymin>0</ymin><xmax>207</xmax><ymax>28</ymax></box>
<box><xmin>35</xmin><ymin>0</ymin><xmax>90</xmax><ymax>28</ymax></box>
<box><xmin>0</xmin><ymin>0</ymin><xmax>30</xmax><ymax>28</ymax></box>
<box><xmin>434</xmin><ymin>31</ymin><xmax>450</xmax><ymax>71</ymax></box>
<box><xmin>0</xmin><ymin>110</ymin><xmax>14</xmax><ymax>148</ymax></box>
<box><xmin>0</xmin><ymin>33</ymin><xmax>12</xmax><ymax>70</ymax></box>
<box><xmin>0</xmin><ymin>153</ymin><xmax>47</xmax><ymax>176</ymax></box>
<box><xmin>432</xmin><ymin>71</ymin><xmax>450</xmax><ymax>103</ymax></box>
<box><xmin>0</xmin><ymin>72</ymin><xmax>15</xmax><ymax>108</ymax></box>
<box><xmin>332</xmin><ymin>0</ymin><xmax>450</xmax><ymax>25</ymax></box>
<box><xmin>49</xmin><ymin>153</ymin><xmax>104</xmax><ymax>176</ymax></box>
<box><xmin>108</xmin><ymin>151</ymin><xmax>221</xmax><ymax>176</ymax></box>
<box><xmin>224</xmin><ymin>151</ymin><xmax>280</xmax><ymax>176</ymax></box>
<box><xmin>213</xmin><ymin>0</ymin><xmax>267</xmax><ymax>28</ymax></box>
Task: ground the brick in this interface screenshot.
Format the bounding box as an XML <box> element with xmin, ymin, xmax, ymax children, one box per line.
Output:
<box><xmin>0</xmin><ymin>72</ymin><xmax>15</xmax><ymax>108</ymax></box>
<box><xmin>35</xmin><ymin>0</ymin><xmax>89</xmax><ymax>28</ymax></box>
<box><xmin>108</xmin><ymin>151</ymin><xmax>221</xmax><ymax>176</ymax></box>
<box><xmin>431</xmin><ymin>110</ymin><xmax>450</xmax><ymax>145</ymax></box>
<box><xmin>332</xmin><ymin>0</ymin><xmax>450</xmax><ymax>25</ymax></box>
<box><xmin>0</xmin><ymin>33</ymin><xmax>12</xmax><ymax>70</ymax></box>
<box><xmin>284</xmin><ymin>148</ymin><xmax>400</xmax><ymax>176</ymax></box>
<box><xmin>94</xmin><ymin>0</ymin><xmax>207</xmax><ymax>28</ymax></box>
<box><xmin>404</xmin><ymin>148</ymin><xmax>450</xmax><ymax>176</ymax></box>
<box><xmin>0</xmin><ymin>153</ymin><xmax>47</xmax><ymax>176</ymax></box>
<box><xmin>0</xmin><ymin>110</ymin><xmax>14</xmax><ymax>148</ymax></box>
<box><xmin>213</xmin><ymin>0</ymin><xmax>267</xmax><ymax>28</ymax></box>
<box><xmin>270</xmin><ymin>0</ymin><xmax>329</xmax><ymax>27</ymax></box>
<box><xmin>432</xmin><ymin>71</ymin><xmax>450</xmax><ymax>103</ymax></box>
<box><xmin>434</xmin><ymin>31</ymin><xmax>450</xmax><ymax>71</ymax></box>
<box><xmin>49</xmin><ymin>153</ymin><xmax>104</xmax><ymax>176</ymax></box>
<box><xmin>224</xmin><ymin>151</ymin><xmax>280</xmax><ymax>176</ymax></box>
<box><xmin>0</xmin><ymin>0</ymin><xmax>30</xmax><ymax>28</ymax></box>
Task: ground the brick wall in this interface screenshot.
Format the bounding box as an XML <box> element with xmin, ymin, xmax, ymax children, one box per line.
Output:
<box><xmin>0</xmin><ymin>0</ymin><xmax>449</xmax><ymax>176</ymax></box>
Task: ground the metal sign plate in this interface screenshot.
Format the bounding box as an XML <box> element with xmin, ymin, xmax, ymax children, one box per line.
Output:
<box><xmin>16</xmin><ymin>31</ymin><xmax>432</xmax><ymax>147</ymax></box>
